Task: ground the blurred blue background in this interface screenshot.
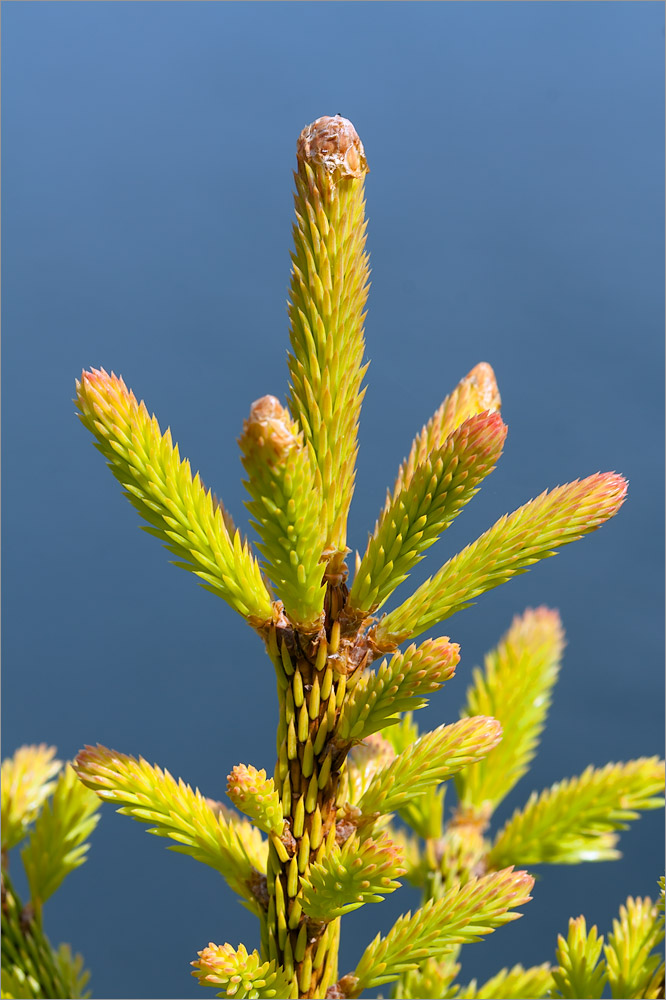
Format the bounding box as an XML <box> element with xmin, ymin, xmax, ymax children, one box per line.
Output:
<box><xmin>3</xmin><ymin>2</ymin><xmax>663</xmax><ymax>997</ymax></box>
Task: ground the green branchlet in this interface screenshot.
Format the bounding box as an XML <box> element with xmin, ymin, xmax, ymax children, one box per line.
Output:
<box><xmin>76</xmin><ymin>369</ymin><xmax>273</xmax><ymax>625</ymax></box>
<box><xmin>375</xmin><ymin>473</ymin><xmax>628</xmax><ymax>645</ymax></box>
<box><xmin>551</xmin><ymin>889</ymin><xmax>665</xmax><ymax>1000</ymax></box>
<box><xmin>551</xmin><ymin>916</ymin><xmax>607</xmax><ymax>999</ymax></box>
<box><xmin>239</xmin><ymin>396</ymin><xmax>326</xmax><ymax>629</ymax></box>
<box><xmin>300</xmin><ymin>831</ymin><xmax>405</xmax><ymax>919</ymax></box>
<box><xmin>398</xmin><ymin>783</ymin><xmax>447</xmax><ymax>843</ymax></box>
<box><xmin>336</xmin><ymin>637</ymin><xmax>459</xmax><ymax>743</ymax></box>
<box><xmin>358</xmin><ymin>716</ymin><xmax>502</xmax><ymax>819</ymax></box>
<box><xmin>382</xmin><ymin>824</ymin><xmax>424</xmax><ymax>887</ymax></box>
<box><xmin>348</xmin><ymin>867</ymin><xmax>534</xmax><ymax>995</ymax></box>
<box><xmin>604</xmin><ymin>895</ymin><xmax>665</xmax><ymax>999</ymax></box>
<box><xmin>21</xmin><ymin>764</ymin><xmax>100</xmax><ymax>914</ymax></box>
<box><xmin>456</xmin><ymin>606</ymin><xmax>564</xmax><ymax>815</ymax></box>
<box><xmin>488</xmin><ymin>757</ymin><xmax>665</xmax><ymax>867</ymax></box>
<box><xmin>453</xmin><ymin>962</ymin><xmax>554</xmax><ymax>999</ymax></box>
<box><xmin>74</xmin><ymin>745</ymin><xmax>268</xmax><ymax>915</ymax></box>
<box><xmin>226</xmin><ymin>764</ymin><xmax>284</xmax><ymax>838</ymax></box>
<box><xmin>287</xmin><ymin>115</ymin><xmax>370</xmax><ymax>561</ymax></box>
<box><xmin>1</xmin><ymin>745</ymin><xmax>62</xmax><ymax>854</ymax></box>
<box><xmin>1</xmin><ymin>747</ymin><xmax>98</xmax><ymax>1000</ymax></box>
<box><xmin>349</xmin><ymin>410</ymin><xmax>507</xmax><ymax>615</ymax></box>
<box><xmin>390</xmin><ymin>362</ymin><xmax>501</xmax><ymax>502</ymax></box>
<box><xmin>192</xmin><ymin>942</ymin><xmax>292</xmax><ymax>999</ymax></box>
<box><xmin>1</xmin><ymin>872</ymin><xmax>83</xmax><ymax>1000</ymax></box>
<box><xmin>393</xmin><ymin>956</ymin><xmax>461</xmax><ymax>999</ymax></box>
<box><xmin>380</xmin><ymin>714</ymin><xmax>448</xmax><ymax>841</ymax></box>
<box><xmin>338</xmin><ymin>734</ymin><xmax>397</xmax><ymax>808</ymax></box>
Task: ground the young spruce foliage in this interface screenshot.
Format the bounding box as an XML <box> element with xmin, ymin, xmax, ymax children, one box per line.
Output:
<box><xmin>2</xmin><ymin>115</ymin><xmax>663</xmax><ymax>1000</ymax></box>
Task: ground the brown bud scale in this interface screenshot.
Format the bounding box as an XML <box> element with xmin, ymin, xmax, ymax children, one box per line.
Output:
<box><xmin>297</xmin><ymin>115</ymin><xmax>368</xmax><ymax>180</ymax></box>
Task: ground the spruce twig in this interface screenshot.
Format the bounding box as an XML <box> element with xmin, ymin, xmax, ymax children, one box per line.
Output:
<box><xmin>488</xmin><ymin>758</ymin><xmax>665</xmax><ymax>867</ymax></box>
<box><xmin>74</xmin><ymin>745</ymin><xmax>268</xmax><ymax>915</ymax></box>
<box><xmin>62</xmin><ymin>112</ymin><xmax>662</xmax><ymax>1000</ymax></box>
<box><xmin>455</xmin><ymin>607</ymin><xmax>565</xmax><ymax>816</ymax></box>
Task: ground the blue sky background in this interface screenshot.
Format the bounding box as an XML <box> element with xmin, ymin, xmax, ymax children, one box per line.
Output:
<box><xmin>3</xmin><ymin>3</ymin><xmax>664</xmax><ymax>998</ymax></box>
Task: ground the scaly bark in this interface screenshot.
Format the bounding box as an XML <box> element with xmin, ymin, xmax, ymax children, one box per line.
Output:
<box><xmin>262</xmin><ymin>581</ymin><xmax>381</xmax><ymax>999</ymax></box>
